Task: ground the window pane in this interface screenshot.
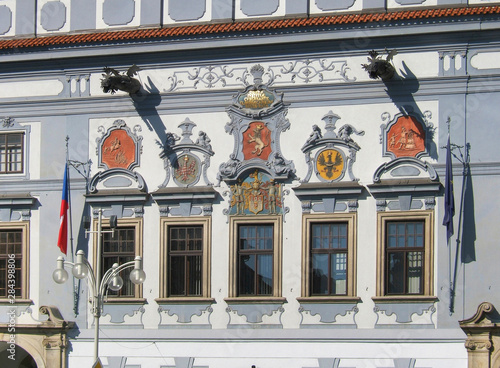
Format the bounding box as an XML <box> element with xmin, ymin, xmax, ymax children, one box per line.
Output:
<box><xmin>257</xmin><ymin>254</ymin><xmax>273</xmax><ymax>295</ymax></box>
<box><xmin>311</xmin><ymin>253</ymin><xmax>328</xmax><ymax>295</ymax></box>
<box><xmin>387</xmin><ymin>252</ymin><xmax>405</xmax><ymax>294</ymax></box>
<box><xmin>407</xmin><ymin>251</ymin><xmax>423</xmax><ymax>294</ymax></box>
<box><xmin>239</xmin><ymin>254</ymin><xmax>255</xmax><ymax>295</ymax></box>
<box><xmin>187</xmin><ymin>255</ymin><xmax>202</xmax><ymax>296</ymax></box>
<box><xmin>332</xmin><ymin>253</ymin><xmax>347</xmax><ymax>295</ymax></box>
<box><xmin>170</xmin><ymin>256</ymin><xmax>185</xmax><ymax>296</ymax></box>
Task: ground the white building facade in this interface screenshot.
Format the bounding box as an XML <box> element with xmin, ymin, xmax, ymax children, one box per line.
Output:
<box><xmin>1</xmin><ymin>1</ymin><xmax>500</xmax><ymax>367</ymax></box>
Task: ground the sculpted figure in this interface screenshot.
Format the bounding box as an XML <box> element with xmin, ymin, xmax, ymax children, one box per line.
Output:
<box><xmin>101</xmin><ymin>65</ymin><xmax>141</xmax><ymax>94</ymax></box>
<box><xmin>196</xmin><ymin>131</ymin><xmax>213</xmax><ymax>151</ymax></box>
<box><xmin>305</xmin><ymin>124</ymin><xmax>323</xmax><ymax>145</ymax></box>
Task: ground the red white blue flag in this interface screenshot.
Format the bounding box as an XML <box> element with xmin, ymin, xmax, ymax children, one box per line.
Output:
<box><xmin>57</xmin><ymin>164</ymin><xmax>69</xmax><ymax>254</ymax></box>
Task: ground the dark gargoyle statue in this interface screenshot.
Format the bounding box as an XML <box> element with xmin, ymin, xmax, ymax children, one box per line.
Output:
<box><xmin>362</xmin><ymin>49</ymin><xmax>398</xmax><ymax>81</ymax></box>
<box><xmin>101</xmin><ymin>64</ymin><xmax>141</xmax><ymax>94</ymax></box>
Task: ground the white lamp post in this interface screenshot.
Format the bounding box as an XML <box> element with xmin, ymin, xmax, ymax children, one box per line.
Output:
<box><xmin>53</xmin><ymin>209</ymin><xmax>146</xmax><ymax>363</ymax></box>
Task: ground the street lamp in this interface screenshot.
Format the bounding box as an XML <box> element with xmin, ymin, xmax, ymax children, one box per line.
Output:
<box><xmin>53</xmin><ymin>209</ymin><xmax>146</xmax><ymax>363</ymax></box>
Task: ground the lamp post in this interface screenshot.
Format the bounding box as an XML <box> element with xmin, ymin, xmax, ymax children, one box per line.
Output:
<box><xmin>53</xmin><ymin>209</ymin><xmax>146</xmax><ymax>363</ymax></box>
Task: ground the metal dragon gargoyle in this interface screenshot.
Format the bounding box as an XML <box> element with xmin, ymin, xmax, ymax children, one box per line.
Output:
<box><xmin>101</xmin><ymin>64</ymin><xmax>141</xmax><ymax>95</ymax></box>
<box><xmin>362</xmin><ymin>49</ymin><xmax>398</xmax><ymax>81</ymax></box>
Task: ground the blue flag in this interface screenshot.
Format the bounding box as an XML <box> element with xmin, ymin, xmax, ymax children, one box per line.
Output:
<box><xmin>442</xmin><ymin>135</ymin><xmax>455</xmax><ymax>243</ymax></box>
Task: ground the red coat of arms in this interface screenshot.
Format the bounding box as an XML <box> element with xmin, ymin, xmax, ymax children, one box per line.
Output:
<box><xmin>242</xmin><ymin>122</ymin><xmax>272</xmax><ymax>161</ymax></box>
<box><xmin>102</xmin><ymin>129</ymin><xmax>136</xmax><ymax>169</ymax></box>
<box><xmin>386</xmin><ymin>116</ymin><xmax>426</xmax><ymax>158</ymax></box>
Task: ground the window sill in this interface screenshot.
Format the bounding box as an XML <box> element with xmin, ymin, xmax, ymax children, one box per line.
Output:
<box><xmin>0</xmin><ymin>298</ymin><xmax>32</xmax><ymax>305</ymax></box>
<box><xmin>372</xmin><ymin>296</ymin><xmax>438</xmax><ymax>303</ymax></box>
<box><xmin>224</xmin><ymin>297</ymin><xmax>287</xmax><ymax>304</ymax></box>
<box><xmin>155</xmin><ymin>297</ymin><xmax>215</xmax><ymax>304</ymax></box>
<box><xmin>102</xmin><ymin>297</ymin><xmax>147</xmax><ymax>304</ymax></box>
<box><xmin>297</xmin><ymin>296</ymin><xmax>361</xmax><ymax>304</ymax></box>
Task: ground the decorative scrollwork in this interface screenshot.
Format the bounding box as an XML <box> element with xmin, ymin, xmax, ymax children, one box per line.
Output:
<box><xmin>164</xmin><ymin>58</ymin><xmax>356</xmax><ymax>93</ymax></box>
<box><xmin>2</xmin><ymin>117</ymin><xmax>15</xmax><ymax>128</ymax></box>
<box><xmin>465</xmin><ymin>340</ymin><xmax>492</xmax><ymax>351</ymax></box>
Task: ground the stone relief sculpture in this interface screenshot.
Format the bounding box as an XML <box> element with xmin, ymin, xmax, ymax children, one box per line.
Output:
<box><xmin>217</xmin><ymin>64</ymin><xmax>295</xmax><ymax>185</ymax></box>
<box><xmin>301</xmin><ymin>111</ymin><xmax>364</xmax><ymax>183</ymax></box>
<box><xmin>227</xmin><ymin>170</ymin><xmax>284</xmax><ymax>216</ymax></box>
<box><xmin>90</xmin><ymin>119</ymin><xmax>146</xmax><ymax>194</ymax></box>
<box><xmin>374</xmin><ymin>111</ymin><xmax>437</xmax><ymax>183</ymax></box>
<box><xmin>159</xmin><ymin>118</ymin><xmax>214</xmax><ymax>188</ymax></box>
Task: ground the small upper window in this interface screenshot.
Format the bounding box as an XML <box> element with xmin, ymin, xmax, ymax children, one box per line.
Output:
<box><xmin>0</xmin><ymin>133</ymin><xmax>24</xmax><ymax>174</ymax></box>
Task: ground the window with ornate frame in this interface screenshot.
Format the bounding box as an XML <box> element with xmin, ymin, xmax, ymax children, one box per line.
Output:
<box><xmin>0</xmin><ymin>222</ymin><xmax>29</xmax><ymax>302</ymax></box>
<box><xmin>375</xmin><ymin>210</ymin><xmax>435</xmax><ymax>301</ymax></box>
<box><xmin>92</xmin><ymin>217</ymin><xmax>143</xmax><ymax>301</ymax></box>
<box><xmin>158</xmin><ymin>217</ymin><xmax>212</xmax><ymax>301</ymax></box>
<box><xmin>227</xmin><ymin>215</ymin><xmax>283</xmax><ymax>301</ymax></box>
<box><xmin>0</xmin><ymin>132</ymin><xmax>24</xmax><ymax>174</ymax></box>
<box><xmin>299</xmin><ymin>213</ymin><xmax>358</xmax><ymax>302</ymax></box>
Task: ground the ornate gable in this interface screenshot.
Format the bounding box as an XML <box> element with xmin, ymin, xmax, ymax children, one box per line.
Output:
<box><xmin>300</xmin><ymin>111</ymin><xmax>365</xmax><ymax>184</ymax></box>
<box><xmin>217</xmin><ymin>64</ymin><xmax>295</xmax><ymax>184</ymax></box>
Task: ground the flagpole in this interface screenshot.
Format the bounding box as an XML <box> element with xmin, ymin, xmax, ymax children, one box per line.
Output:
<box><xmin>445</xmin><ymin>120</ymin><xmax>454</xmax><ymax>316</ymax></box>
<box><xmin>65</xmin><ymin>136</ymin><xmax>81</xmax><ymax>316</ymax></box>
<box><xmin>65</xmin><ymin>136</ymin><xmax>76</xmax><ymax>262</ymax></box>
<box><xmin>449</xmin><ymin>143</ymin><xmax>470</xmax><ymax>315</ymax></box>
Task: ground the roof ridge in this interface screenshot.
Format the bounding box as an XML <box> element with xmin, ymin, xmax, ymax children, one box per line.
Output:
<box><xmin>0</xmin><ymin>5</ymin><xmax>499</xmax><ymax>51</ymax></box>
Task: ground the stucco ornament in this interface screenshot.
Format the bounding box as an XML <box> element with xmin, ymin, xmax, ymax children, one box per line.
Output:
<box><xmin>362</xmin><ymin>49</ymin><xmax>398</xmax><ymax>81</ymax></box>
<box><xmin>217</xmin><ymin>64</ymin><xmax>295</xmax><ymax>185</ymax></box>
<box><xmin>159</xmin><ymin>118</ymin><xmax>214</xmax><ymax>188</ymax></box>
<box><xmin>301</xmin><ymin>111</ymin><xmax>364</xmax><ymax>183</ymax></box>
<box><xmin>374</xmin><ymin>111</ymin><xmax>437</xmax><ymax>183</ymax></box>
<box><xmin>101</xmin><ymin>65</ymin><xmax>141</xmax><ymax>94</ymax></box>
<box><xmin>89</xmin><ymin>119</ymin><xmax>146</xmax><ymax>193</ymax></box>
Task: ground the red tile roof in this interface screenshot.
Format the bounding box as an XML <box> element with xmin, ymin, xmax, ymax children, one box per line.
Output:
<box><xmin>0</xmin><ymin>6</ymin><xmax>499</xmax><ymax>51</ymax></box>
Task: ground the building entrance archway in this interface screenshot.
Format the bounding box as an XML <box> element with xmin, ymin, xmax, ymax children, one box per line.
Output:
<box><xmin>0</xmin><ymin>342</ymin><xmax>38</xmax><ymax>368</ymax></box>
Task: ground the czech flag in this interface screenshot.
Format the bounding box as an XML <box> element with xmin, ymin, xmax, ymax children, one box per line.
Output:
<box><xmin>57</xmin><ymin>164</ymin><xmax>69</xmax><ymax>254</ymax></box>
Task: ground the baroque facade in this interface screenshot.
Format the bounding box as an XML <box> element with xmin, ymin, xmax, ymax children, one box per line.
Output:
<box><xmin>1</xmin><ymin>1</ymin><xmax>500</xmax><ymax>367</ymax></box>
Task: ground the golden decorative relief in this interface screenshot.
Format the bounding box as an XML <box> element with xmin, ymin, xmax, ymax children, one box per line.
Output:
<box><xmin>240</xmin><ymin>90</ymin><xmax>273</xmax><ymax>109</ymax></box>
<box><xmin>316</xmin><ymin>149</ymin><xmax>344</xmax><ymax>181</ymax></box>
